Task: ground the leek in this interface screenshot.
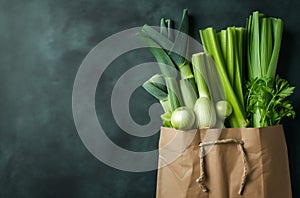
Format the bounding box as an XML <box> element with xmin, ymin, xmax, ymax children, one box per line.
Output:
<box><xmin>137</xmin><ymin>32</ymin><xmax>182</xmax><ymax>112</ymax></box>
<box><xmin>191</xmin><ymin>53</ymin><xmax>210</xmax><ymax>98</ymax></box>
<box><xmin>142</xmin><ymin>74</ymin><xmax>171</xmax><ymax>112</ymax></box>
<box><xmin>143</xmin><ymin>9</ymin><xmax>196</xmax><ymax>81</ymax></box>
<box><xmin>140</xmin><ymin>9</ymin><xmax>198</xmax><ymax>109</ymax></box>
<box><xmin>165</xmin><ymin>19</ymin><xmax>173</xmax><ymax>41</ymax></box>
<box><xmin>191</xmin><ymin>53</ymin><xmax>217</xmax><ymax>129</ymax></box>
<box><xmin>194</xmin><ymin>97</ymin><xmax>216</xmax><ymax>129</ymax></box>
<box><xmin>180</xmin><ymin>78</ymin><xmax>198</xmax><ymax>109</ymax></box>
<box><xmin>160</xmin><ymin>18</ymin><xmax>168</xmax><ymax>37</ymax></box>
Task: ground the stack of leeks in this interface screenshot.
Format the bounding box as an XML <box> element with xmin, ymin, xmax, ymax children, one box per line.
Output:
<box><xmin>139</xmin><ymin>9</ymin><xmax>232</xmax><ymax>130</ymax></box>
<box><xmin>139</xmin><ymin>10</ymin><xmax>295</xmax><ymax>130</ymax></box>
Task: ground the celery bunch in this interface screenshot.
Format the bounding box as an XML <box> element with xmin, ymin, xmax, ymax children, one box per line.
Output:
<box><xmin>245</xmin><ymin>11</ymin><xmax>295</xmax><ymax>127</ymax></box>
<box><xmin>199</xmin><ymin>27</ymin><xmax>248</xmax><ymax>127</ymax></box>
<box><xmin>199</xmin><ymin>11</ymin><xmax>295</xmax><ymax>128</ymax></box>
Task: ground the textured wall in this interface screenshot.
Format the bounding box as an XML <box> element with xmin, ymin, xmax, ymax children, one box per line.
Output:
<box><xmin>0</xmin><ymin>0</ymin><xmax>299</xmax><ymax>197</ymax></box>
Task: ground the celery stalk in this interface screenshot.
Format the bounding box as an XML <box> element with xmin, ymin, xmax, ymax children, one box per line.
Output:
<box><xmin>267</xmin><ymin>18</ymin><xmax>283</xmax><ymax>79</ymax></box>
<box><xmin>246</xmin><ymin>11</ymin><xmax>284</xmax><ymax>127</ymax></box>
<box><xmin>226</xmin><ymin>27</ymin><xmax>235</xmax><ymax>86</ymax></box>
<box><xmin>199</xmin><ymin>28</ymin><xmax>247</xmax><ymax>127</ymax></box>
<box><xmin>218</xmin><ymin>30</ymin><xmax>227</xmax><ymax>60</ymax></box>
<box><xmin>234</xmin><ymin>28</ymin><xmax>246</xmax><ymax>109</ymax></box>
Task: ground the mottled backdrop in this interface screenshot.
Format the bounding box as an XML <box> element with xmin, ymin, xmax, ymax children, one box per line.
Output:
<box><xmin>0</xmin><ymin>0</ymin><xmax>299</xmax><ymax>197</ymax></box>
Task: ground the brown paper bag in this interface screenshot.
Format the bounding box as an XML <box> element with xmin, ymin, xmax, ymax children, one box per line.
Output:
<box><xmin>156</xmin><ymin>125</ymin><xmax>292</xmax><ymax>198</ymax></box>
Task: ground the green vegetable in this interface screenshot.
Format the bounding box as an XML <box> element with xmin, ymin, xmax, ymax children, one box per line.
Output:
<box><xmin>142</xmin><ymin>74</ymin><xmax>171</xmax><ymax>112</ymax></box>
<box><xmin>165</xmin><ymin>77</ymin><xmax>182</xmax><ymax>111</ymax></box>
<box><xmin>142</xmin><ymin>9</ymin><xmax>195</xmax><ymax>81</ymax></box>
<box><xmin>246</xmin><ymin>76</ymin><xmax>295</xmax><ymax>127</ymax></box>
<box><xmin>194</xmin><ymin>97</ymin><xmax>216</xmax><ymax>129</ymax></box>
<box><xmin>197</xmin><ymin>28</ymin><xmax>248</xmax><ymax>127</ymax></box>
<box><xmin>245</xmin><ymin>11</ymin><xmax>293</xmax><ymax>127</ymax></box>
<box><xmin>192</xmin><ymin>53</ymin><xmax>210</xmax><ymax>98</ymax></box>
<box><xmin>165</xmin><ymin>19</ymin><xmax>173</xmax><ymax>41</ymax></box>
<box><xmin>139</xmin><ymin>9</ymin><xmax>198</xmax><ymax>111</ymax></box>
<box><xmin>171</xmin><ymin>107</ymin><xmax>195</xmax><ymax>130</ymax></box>
<box><xmin>160</xmin><ymin>18</ymin><xmax>168</xmax><ymax>38</ymax></box>
<box><xmin>216</xmin><ymin>100</ymin><xmax>233</xmax><ymax>118</ymax></box>
<box><xmin>219</xmin><ymin>27</ymin><xmax>245</xmax><ymax>109</ymax></box>
<box><xmin>161</xmin><ymin>111</ymin><xmax>172</xmax><ymax>128</ymax></box>
<box><xmin>191</xmin><ymin>53</ymin><xmax>220</xmax><ymax>129</ymax></box>
<box><xmin>180</xmin><ymin>78</ymin><xmax>198</xmax><ymax>109</ymax></box>
<box><xmin>136</xmin><ymin>32</ymin><xmax>182</xmax><ymax>112</ymax></box>
<box><xmin>159</xmin><ymin>18</ymin><xmax>173</xmax><ymax>41</ymax></box>
<box><xmin>143</xmin><ymin>10</ymin><xmax>198</xmax><ymax>90</ymax></box>
<box><xmin>140</xmin><ymin>9</ymin><xmax>295</xmax><ymax>130</ymax></box>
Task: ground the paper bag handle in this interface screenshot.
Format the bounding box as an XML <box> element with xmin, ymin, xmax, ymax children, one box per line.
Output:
<box><xmin>196</xmin><ymin>139</ymin><xmax>248</xmax><ymax>195</ymax></box>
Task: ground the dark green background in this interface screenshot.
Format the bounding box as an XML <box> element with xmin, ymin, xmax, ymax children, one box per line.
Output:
<box><xmin>0</xmin><ymin>0</ymin><xmax>299</xmax><ymax>197</ymax></box>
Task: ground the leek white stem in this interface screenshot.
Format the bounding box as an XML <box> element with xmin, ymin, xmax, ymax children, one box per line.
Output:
<box><xmin>194</xmin><ymin>97</ymin><xmax>216</xmax><ymax>129</ymax></box>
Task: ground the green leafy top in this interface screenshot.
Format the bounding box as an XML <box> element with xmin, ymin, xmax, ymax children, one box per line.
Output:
<box><xmin>246</xmin><ymin>75</ymin><xmax>295</xmax><ymax>127</ymax></box>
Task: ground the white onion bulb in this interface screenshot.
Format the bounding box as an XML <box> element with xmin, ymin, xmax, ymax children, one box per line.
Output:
<box><xmin>171</xmin><ymin>107</ymin><xmax>195</xmax><ymax>130</ymax></box>
<box><xmin>216</xmin><ymin>100</ymin><xmax>232</xmax><ymax>118</ymax></box>
<box><xmin>194</xmin><ymin>97</ymin><xmax>216</xmax><ymax>129</ymax></box>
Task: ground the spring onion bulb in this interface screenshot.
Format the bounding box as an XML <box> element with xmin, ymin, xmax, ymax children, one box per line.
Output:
<box><xmin>194</xmin><ymin>97</ymin><xmax>216</xmax><ymax>129</ymax></box>
<box><xmin>171</xmin><ymin>107</ymin><xmax>195</xmax><ymax>130</ymax></box>
<box><xmin>215</xmin><ymin>100</ymin><xmax>232</xmax><ymax>118</ymax></box>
